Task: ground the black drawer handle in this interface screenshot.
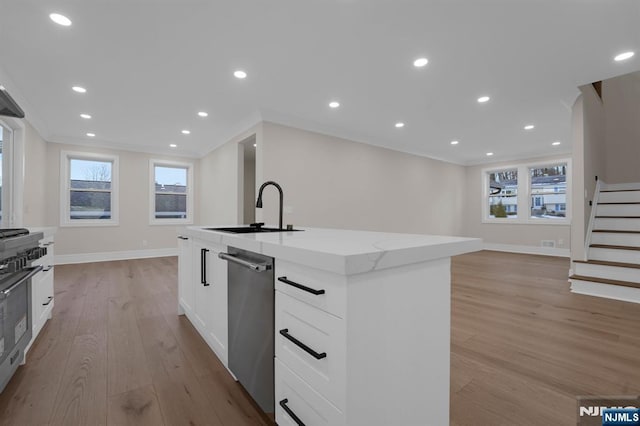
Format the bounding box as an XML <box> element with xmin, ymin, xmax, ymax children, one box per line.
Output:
<box><xmin>278</xmin><ymin>276</ymin><xmax>325</xmax><ymax>295</ymax></box>
<box><xmin>279</xmin><ymin>329</ymin><xmax>326</xmax><ymax>360</ymax></box>
<box><xmin>43</xmin><ymin>296</ymin><xmax>53</xmax><ymax>306</ymax></box>
<box><xmin>201</xmin><ymin>248</ymin><xmax>210</xmax><ymax>286</ymax></box>
<box><xmin>279</xmin><ymin>398</ymin><xmax>305</xmax><ymax>426</ymax></box>
<box><xmin>43</xmin><ymin>266</ymin><xmax>54</xmax><ymax>272</ymax></box>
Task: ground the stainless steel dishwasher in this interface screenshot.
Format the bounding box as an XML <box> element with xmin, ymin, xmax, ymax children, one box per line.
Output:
<box><xmin>218</xmin><ymin>247</ymin><xmax>274</xmax><ymax>414</ymax></box>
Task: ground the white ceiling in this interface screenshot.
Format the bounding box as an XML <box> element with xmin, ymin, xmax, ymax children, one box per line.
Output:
<box><xmin>1</xmin><ymin>0</ymin><xmax>639</xmax><ymax>165</ymax></box>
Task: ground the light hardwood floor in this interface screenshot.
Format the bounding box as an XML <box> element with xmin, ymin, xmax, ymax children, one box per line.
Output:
<box><xmin>451</xmin><ymin>251</ymin><xmax>640</xmax><ymax>426</ymax></box>
<box><xmin>0</xmin><ymin>252</ymin><xmax>638</xmax><ymax>425</ymax></box>
<box><xmin>0</xmin><ymin>257</ymin><xmax>268</xmax><ymax>426</ymax></box>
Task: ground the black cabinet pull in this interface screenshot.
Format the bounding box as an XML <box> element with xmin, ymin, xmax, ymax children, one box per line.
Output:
<box><xmin>279</xmin><ymin>329</ymin><xmax>326</xmax><ymax>360</ymax></box>
<box><xmin>201</xmin><ymin>248</ymin><xmax>210</xmax><ymax>286</ymax></box>
<box><xmin>200</xmin><ymin>248</ymin><xmax>204</xmax><ymax>284</ymax></box>
<box><xmin>42</xmin><ymin>296</ymin><xmax>53</xmax><ymax>306</ymax></box>
<box><xmin>278</xmin><ymin>276</ymin><xmax>325</xmax><ymax>295</ymax></box>
<box><xmin>279</xmin><ymin>399</ymin><xmax>305</xmax><ymax>426</ymax></box>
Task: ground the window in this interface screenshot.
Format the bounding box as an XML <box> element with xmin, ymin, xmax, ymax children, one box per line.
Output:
<box><xmin>483</xmin><ymin>160</ymin><xmax>570</xmax><ymax>224</ymax></box>
<box><xmin>60</xmin><ymin>151</ymin><xmax>119</xmax><ymax>226</ymax></box>
<box><xmin>487</xmin><ymin>169</ymin><xmax>518</xmax><ymax>219</ymax></box>
<box><xmin>149</xmin><ymin>160</ymin><xmax>193</xmax><ymax>224</ymax></box>
<box><xmin>529</xmin><ymin>164</ymin><xmax>567</xmax><ymax>220</ymax></box>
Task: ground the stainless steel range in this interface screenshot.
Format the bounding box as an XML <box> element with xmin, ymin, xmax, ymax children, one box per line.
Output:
<box><xmin>0</xmin><ymin>229</ymin><xmax>46</xmax><ymax>393</ymax></box>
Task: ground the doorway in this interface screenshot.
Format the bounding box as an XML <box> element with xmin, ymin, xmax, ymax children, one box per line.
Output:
<box><xmin>240</xmin><ymin>135</ymin><xmax>256</xmax><ymax>224</ymax></box>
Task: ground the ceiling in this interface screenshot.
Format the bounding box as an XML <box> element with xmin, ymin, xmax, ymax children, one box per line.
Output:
<box><xmin>1</xmin><ymin>0</ymin><xmax>639</xmax><ymax>165</ymax></box>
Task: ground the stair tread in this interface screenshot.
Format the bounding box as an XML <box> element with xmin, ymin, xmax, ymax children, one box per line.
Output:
<box><xmin>574</xmin><ymin>259</ymin><xmax>640</xmax><ymax>269</ymax></box>
<box><xmin>598</xmin><ymin>202</ymin><xmax>640</xmax><ymax>205</ymax></box>
<box><xmin>569</xmin><ymin>274</ymin><xmax>640</xmax><ymax>289</ymax></box>
<box><xmin>592</xmin><ymin>229</ymin><xmax>640</xmax><ymax>234</ymax></box>
<box><xmin>590</xmin><ymin>244</ymin><xmax>640</xmax><ymax>251</ymax></box>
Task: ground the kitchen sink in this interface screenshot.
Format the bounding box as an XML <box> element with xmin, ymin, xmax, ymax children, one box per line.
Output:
<box><xmin>205</xmin><ymin>226</ymin><xmax>303</xmax><ymax>234</ymax></box>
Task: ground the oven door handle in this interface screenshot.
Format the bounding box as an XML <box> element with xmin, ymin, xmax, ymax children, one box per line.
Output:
<box><xmin>0</xmin><ymin>265</ymin><xmax>43</xmax><ymax>299</ymax></box>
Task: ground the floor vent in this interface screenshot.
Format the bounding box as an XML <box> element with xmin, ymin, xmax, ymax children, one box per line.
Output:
<box><xmin>541</xmin><ymin>240</ymin><xmax>556</xmax><ymax>248</ymax></box>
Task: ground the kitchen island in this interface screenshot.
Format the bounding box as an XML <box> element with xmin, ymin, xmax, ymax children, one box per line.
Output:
<box><xmin>178</xmin><ymin>226</ymin><xmax>481</xmax><ymax>426</ymax></box>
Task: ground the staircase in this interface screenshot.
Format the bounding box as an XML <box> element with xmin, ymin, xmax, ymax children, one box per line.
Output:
<box><xmin>570</xmin><ymin>181</ymin><xmax>640</xmax><ymax>303</ymax></box>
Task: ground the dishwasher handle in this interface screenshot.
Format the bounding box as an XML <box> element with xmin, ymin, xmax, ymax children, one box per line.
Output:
<box><xmin>218</xmin><ymin>252</ymin><xmax>272</xmax><ymax>272</ymax></box>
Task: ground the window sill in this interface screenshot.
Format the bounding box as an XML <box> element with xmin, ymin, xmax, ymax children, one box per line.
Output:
<box><xmin>482</xmin><ymin>218</ymin><xmax>571</xmax><ymax>226</ymax></box>
<box><xmin>60</xmin><ymin>220</ymin><xmax>119</xmax><ymax>227</ymax></box>
<box><xmin>149</xmin><ymin>219</ymin><xmax>193</xmax><ymax>226</ymax></box>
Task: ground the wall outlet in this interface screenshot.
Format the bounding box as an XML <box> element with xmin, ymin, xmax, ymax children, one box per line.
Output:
<box><xmin>541</xmin><ymin>240</ymin><xmax>556</xmax><ymax>248</ymax></box>
<box><xmin>558</xmin><ymin>239</ymin><xmax>564</xmax><ymax>247</ymax></box>
<box><xmin>142</xmin><ymin>240</ymin><xmax>148</xmax><ymax>247</ymax></box>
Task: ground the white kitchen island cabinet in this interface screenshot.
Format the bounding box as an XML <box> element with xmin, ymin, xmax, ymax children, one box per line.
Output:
<box><xmin>179</xmin><ymin>226</ymin><xmax>481</xmax><ymax>426</ymax></box>
<box><xmin>178</xmin><ymin>236</ymin><xmax>228</xmax><ymax>365</ymax></box>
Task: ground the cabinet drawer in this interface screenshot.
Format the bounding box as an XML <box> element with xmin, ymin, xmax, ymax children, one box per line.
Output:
<box><xmin>275</xmin><ymin>359</ymin><xmax>344</xmax><ymax>426</ymax></box>
<box><xmin>275</xmin><ymin>261</ymin><xmax>346</xmax><ymax>318</ymax></box>
<box><xmin>276</xmin><ymin>291</ymin><xmax>345</xmax><ymax>411</ymax></box>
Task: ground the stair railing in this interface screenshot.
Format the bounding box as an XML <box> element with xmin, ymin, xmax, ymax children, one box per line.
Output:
<box><xmin>584</xmin><ymin>178</ymin><xmax>604</xmax><ymax>260</ymax></box>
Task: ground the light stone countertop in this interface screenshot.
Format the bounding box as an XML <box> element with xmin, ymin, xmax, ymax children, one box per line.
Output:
<box><xmin>183</xmin><ymin>225</ymin><xmax>482</xmax><ymax>275</ymax></box>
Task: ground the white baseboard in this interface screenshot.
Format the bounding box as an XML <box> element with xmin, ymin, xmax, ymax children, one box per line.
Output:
<box><xmin>55</xmin><ymin>248</ymin><xmax>178</xmax><ymax>265</ymax></box>
<box><xmin>483</xmin><ymin>243</ymin><xmax>570</xmax><ymax>258</ymax></box>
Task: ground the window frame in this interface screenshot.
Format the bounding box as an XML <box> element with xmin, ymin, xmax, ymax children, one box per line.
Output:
<box><xmin>485</xmin><ymin>167</ymin><xmax>520</xmax><ymax>221</ymax></box>
<box><xmin>0</xmin><ymin>117</ymin><xmax>25</xmax><ymax>227</ymax></box>
<box><xmin>149</xmin><ymin>159</ymin><xmax>194</xmax><ymax>225</ymax></box>
<box><xmin>482</xmin><ymin>158</ymin><xmax>571</xmax><ymax>225</ymax></box>
<box><xmin>60</xmin><ymin>151</ymin><xmax>119</xmax><ymax>227</ymax></box>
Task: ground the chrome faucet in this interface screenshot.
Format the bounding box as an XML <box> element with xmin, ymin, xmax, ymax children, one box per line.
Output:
<box><xmin>256</xmin><ymin>181</ymin><xmax>284</xmax><ymax>230</ymax></box>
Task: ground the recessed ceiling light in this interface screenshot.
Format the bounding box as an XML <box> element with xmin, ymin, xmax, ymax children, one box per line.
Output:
<box><xmin>552</xmin><ymin>141</ymin><xmax>561</xmax><ymax>146</ymax></box>
<box><xmin>329</xmin><ymin>101</ymin><xmax>340</xmax><ymax>108</ymax></box>
<box><xmin>614</xmin><ymin>51</ymin><xmax>635</xmax><ymax>62</ymax></box>
<box><xmin>197</xmin><ymin>111</ymin><xmax>208</xmax><ymax>117</ymax></box>
<box><xmin>169</xmin><ymin>144</ymin><xmax>177</xmax><ymax>148</ymax></box>
<box><xmin>450</xmin><ymin>140</ymin><xmax>459</xmax><ymax>145</ymax></box>
<box><xmin>234</xmin><ymin>70</ymin><xmax>247</xmax><ymax>79</ymax></box>
<box><xmin>86</xmin><ymin>132</ymin><xmax>95</xmax><ymax>137</ymax></box>
<box><xmin>80</xmin><ymin>113</ymin><xmax>92</xmax><ymax>119</ymax></box>
<box><xmin>49</xmin><ymin>13</ymin><xmax>72</xmax><ymax>26</ymax></box>
<box><xmin>72</xmin><ymin>86</ymin><xmax>87</xmax><ymax>93</ymax></box>
<box><xmin>477</xmin><ymin>96</ymin><xmax>490</xmax><ymax>103</ymax></box>
<box><xmin>395</xmin><ymin>122</ymin><xmax>405</xmax><ymax>128</ymax></box>
<box><xmin>181</xmin><ymin>130</ymin><xmax>190</xmax><ymax>135</ymax></box>
<box><xmin>524</xmin><ymin>124</ymin><xmax>535</xmax><ymax>130</ymax></box>
<box><xmin>253</xmin><ymin>143</ymin><xmax>257</xmax><ymax>147</ymax></box>
<box><xmin>486</xmin><ymin>152</ymin><xmax>494</xmax><ymax>156</ymax></box>
<box><xmin>413</xmin><ymin>57</ymin><xmax>428</xmax><ymax>67</ymax></box>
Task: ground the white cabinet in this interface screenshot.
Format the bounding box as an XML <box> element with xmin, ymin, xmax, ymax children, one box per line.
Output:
<box><xmin>185</xmin><ymin>238</ymin><xmax>229</xmax><ymax>365</ymax></box>
<box><xmin>274</xmin><ymin>258</ymin><xmax>451</xmax><ymax>426</ymax></box>
<box><xmin>177</xmin><ymin>235</ymin><xmax>194</xmax><ymax>315</ymax></box>
<box><xmin>28</xmin><ymin>233</ymin><xmax>55</xmax><ymax>353</ymax></box>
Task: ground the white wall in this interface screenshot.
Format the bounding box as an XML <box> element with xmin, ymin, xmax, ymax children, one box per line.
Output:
<box><xmin>198</xmin><ymin>124</ymin><xmax>262</xmax><ymax>225</ymax></box>
<box><xmin>22</xmin><ymin>120</ymin><xmax>49</xmax><ymax>226</ymax></box>
<box><xmin>571</xmin><ymin>86</ymin><xmax>607</xmax><ymax>262</ymax></box>
<box><xmin>463</xmin><ymin>156</ymin><xmax>571</xmax><ymax>251</ymax></box>
<box><xmin>259</xmin><ymin>122</ymin><xmax>466</xmax><ymax>235</ymax></box>
<box><xmin>45</xmin><ymin>142</ymin><xmax>197</xmax><ymax>256</ymax></box>
<box><xmin>603</xmin><ymin>71</ymin><xmax>640</xmax><ymax>183</ymax></box>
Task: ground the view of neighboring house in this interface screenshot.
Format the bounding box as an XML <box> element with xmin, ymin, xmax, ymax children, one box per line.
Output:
<box><xmin>489</xmin><ymin>164</ymin><xmax>567</xmax><ymax>219</ymax></box>
<box><xmin>70</xmin><ymin>180</ymin><xmax>186</xmax><ymax>219</ymax></box>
